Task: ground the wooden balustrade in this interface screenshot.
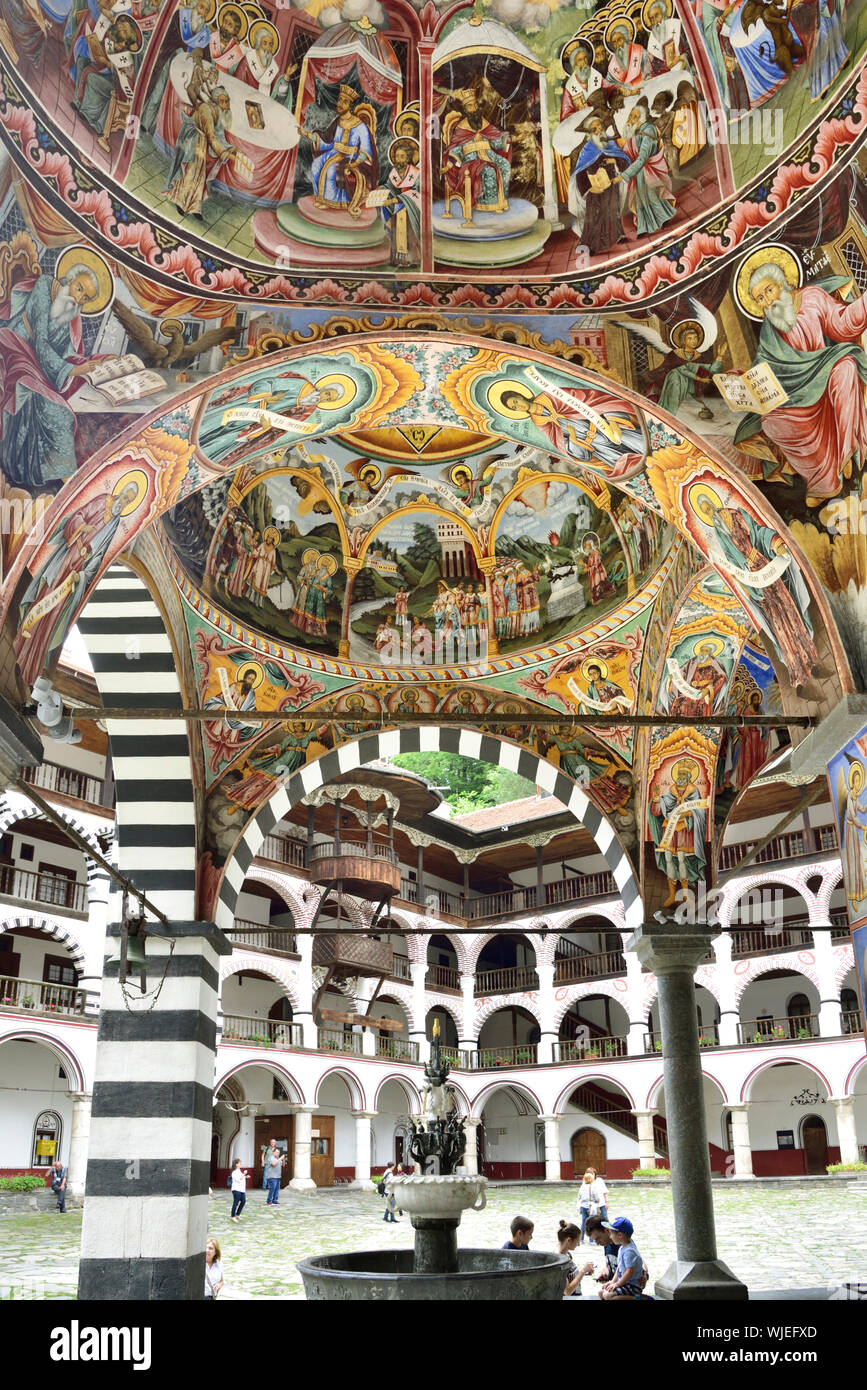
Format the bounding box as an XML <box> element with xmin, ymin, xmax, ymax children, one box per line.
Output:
<box><xmin>719</xmin><ymin>825</ymin><xmax>838</xmax><ymax>871</ymax></box>
<box><xmin>317</xmin><ymin>1028</ymin><xmax>363</xmax><ymax>1056</ymax></box>
<box><xmin>258</xmin><ymin>834</ymin><xmax>307</xmax><ymax>868</ymax></box>
<box><xmin>730</xmin><ymin>925</ymin><xmax>813</xmax><ymax>958</ymax></box>
<box><xmin>554</xmin><ymin>1035</ymin><xmax>627</xmax><ymax>1062</ymax></box>
<box><xmin>375</xmin><ymin>1036</ymin><xmax>419</xmax><ymax>1063</ymax></box>
<box><xmin>221</xmin><ymin>1014</ymin><xmax>302</xmax><ymax>1048</ymax></box>
<box><xmin>474</xmin><ymin>964</ymin><xmax>539</xmax><ymax>996</ymax></box>
<box><xmin>0</xmin><ymin>973</ymin><xmax>86</xmax><ymax>1017</ymax></box>
<box><xmin>0</xmin><ymin>864</ymin><xmax>87</xmax><ymax>914</ymax></box>
<box><xmin>644</xmin><ymin>1025</ymin><xmax>719</xmax><ymax>1053</ymax></box>
<box><xmin>425</xmin><ymin>963</ymin><xmax>461</xmax><ymax>992</ymax></box>
<box><xmin>738</xmin><ymin>1014</ymin><xmax>819</xmax><ymax>1044</ymax></box>
<box><xmin>20</xmin><ymin>760</ymin><xmax>108</xmax><ymax>808</ymax></box>
<box><xmin>554</xmin><ymin>949</ymin><xmax>626</xmax><ymax>985</ymax></box>
<box><xmin>473</xmin><ymin>1043</ymin><xmax>538</xmax><ymax>1069</ymax></box>
<box><xmin>841</xmin><ymin>1010</ymin><xmax>863</xmax><ymax>1035</ymax></box>
<box><xmin>228</xmin><ymin>920</ymin><xmax>298</xmax><ymax>954</ymax></box>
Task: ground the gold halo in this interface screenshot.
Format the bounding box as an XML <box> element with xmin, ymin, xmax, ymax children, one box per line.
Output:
<box><xmin>581</xmin><ymin>656</ymin><xmax>609</xmax><ymax>682</ymax></box>
<box><xmin>688</xmin><ymin>481</ymin><xmax>724</xmax><ymax>522</ymax></box>
<box><xmin>487</xmin><ymin>377</ymin><xmax>535</xmax><ymax>420</ymax></box>
<box><xmin>263</xmin><ymin>525</ymin><xmax>280</xmax><ymax>546</ymax></box>
<box><xmin>581</xmin><ymin>530</ymin><xmax>600</xmax><ymax>549</ymax></box>
<box><xmin>671</xmin><ymin>318</ymin><xmax>702</xmax><ymax>349</ymax></box>
<box><xmin>243</xmin><ymin>2</ymin><xmax>264</xmax><ymax>14</ymax></box>
<box><xmin>301</xmin><ymin>547</ymin><xmax>321</xmax><ymax>568</ymax></box>
<box><xmin>449</xmin><ymin>463</ymin><xmax>473</xmax><ymax>486</ymax></box>
<box><xmin>642</xmin><ymin>0</ymin><xmax>671</xmax><ymax>25</ymax></box>
<box><xmin>112</xmin><ymin>468</ymin><xmax>148</xmax><ymax>515</ymax></box>
<box><xmin>394</xmin><ymin>106</ymin><xmax>420</xmax><ymax>138</ymax></box>
<box><xmin>605</xmin><ymin>15</ymin><xmax>635</xmax><ymax>51</ymax></box>
<box><xmin>674</xmin><ymin>756</ymin><xmax>699</xmax><ymax>780</ymax></box>
<box><xmin>54</xmin><ymin>245</ymin><xmax>114</xmax><ymax>316</ymax></box>
<box><xmin>248</xmin><ymin>18</ymin><xmax>279</xmax><ymax>53</ymax></box>
<box><xmin>693</xmin><ymin>635</ymin><xmax>725</xmax><ymax>658</ymax></box>
<box><xmin>198</xmin><ymin>0</ymin><xmax>217</xmax><ymax>18</ymax></box>
<box><xmin>160</xmin><ymin>316</ymin><xmax>184</xmax><ymax>336</ymax></box>
<box><xmin>735</xmin><ymin>245</ymin><xmax>802</xmax><ymax>321</ymax></box>
<box><xmin>237</xmin><ymin>660</ymin><xmax>265</xmax><ymax>690</ymax></box>
<box><xmin>358</xmin><ymin>463</ymin><xmax>381</xmax><ymax>486</ymax></box>
<box><xmin>388</xmin><ymin>136</ymin><xmax>419</xmax><ymax>164</ymax></box>
<box><xmin>217</xmin><ymin>1</ymin><xmax>248</xmax><ymax>38</ymax></box>
<box><xmin>562</xmin><ymin>36</ymin><xmax>594</xmax><ymax>68</ymax></box>
<box><xmin>317</xmin><ymin>552</ymin><xmax>338</xmax><ymax>576</ymax></box>
<box><xmin>849</xmin><ymin>761</ymin><xmax>865</xmax><ymax>792</ymax></box>
<box><xmin>298</xmin><ymin>372</ymin><xmax>357</xmax><ymax>412</ymax></box>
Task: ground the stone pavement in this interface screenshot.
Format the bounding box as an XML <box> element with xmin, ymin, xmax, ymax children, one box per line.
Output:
<box><xmin>1</xmin><ymin>1181</ymin><xmax>866</xmax><ymax>1300</ymax></box>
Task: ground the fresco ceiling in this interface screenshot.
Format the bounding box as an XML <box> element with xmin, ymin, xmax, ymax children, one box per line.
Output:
<box><xmin>1</xmin><ymin>0</ymin><xmax>867</xmax><ymax>915</ymax></box>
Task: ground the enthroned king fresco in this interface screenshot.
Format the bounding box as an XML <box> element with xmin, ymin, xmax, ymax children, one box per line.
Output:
<box><xmin>2</xmin><ymin>0</ymin><xmax>867</xmax><ymax>917</ymax></box>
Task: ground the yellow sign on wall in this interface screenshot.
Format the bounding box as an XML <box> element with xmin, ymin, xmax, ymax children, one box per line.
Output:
<box><xmin>36</xmin><ymin>1140</ymin><xmax>56</xmax><ymax>1157</ymax></box>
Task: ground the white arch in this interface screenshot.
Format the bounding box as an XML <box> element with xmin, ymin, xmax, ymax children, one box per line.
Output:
<box><xmin>733</xmin><ymin>955</ymin><xmax>821</xmax><ymax>1007</ymax></box>
<box><xmin>647</xmin><ymin>1070</ymin><xmax>729</xmax><ymax>1109</ymax></box>
<box><xmin>0</xmin><ymin>1027</ymin><xmax>87</xmax><ymax>1092</ymax></box>
<box><xmin>740</xmin><ymin>1055</ymin><xmax>833</xmax><ymax>1103</ymax></box>
<box><xmin>470</xmin><ymin>1077</ymin><xmax>543</xmax><ymax>1119</ymax></box>
<box><xmin>552</xmin><ymin>979</ymin><xmax>631</xmax><ymax>1032</ymax></box>
<box><xmin>314</xmin><ymin>1066</ymin><xmax>366</xmax><ymax>1111</ymax></box>
<box><xmin>373</xmin><ymin>1073</ymin><xmax>422</xmax><ymax>1113</ymax></box>
<box><xmin>474</xmin><ymin>993</ymin><xmax>543</xmax><ymax>1035</ymax></box>
<box><xmin>219</xmin><ymin>954</ymin><xmax>305</xmax><ymax>1013</ymax></box>
<box><xmin>214</xmin><ymin>1058</ymin><xmax>305</xmax><ymax>1105</ymax></box>
<box><xmin>554</xmin><ymin>1072</ymin><xmax>636</xmax><ymax>1115</ymax></box>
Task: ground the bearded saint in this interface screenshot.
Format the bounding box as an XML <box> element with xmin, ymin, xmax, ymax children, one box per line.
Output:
<box><xmin>734</xmin><ymin>262</ymin><xmax>867</xmax><ymax>505</ymax></box>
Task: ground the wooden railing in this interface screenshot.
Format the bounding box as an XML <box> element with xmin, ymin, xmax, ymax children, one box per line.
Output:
<box><xmin>440</xmin><ymin>1046</ymin><xmax>472</xmax><ymax>1069</ymax></box>
<box><xmin>309</xmin><ymin>837</ymin><xmax>399</xmax><ymax>866</ymax></box>
<box><xmin>467</xmin><ymin>872</ymin><xmax>615</xmax><ymax>921</ymax></box>
<box><xmin>258</xmin><ymin>834</ymin><xmax>306</xmax><ymax>869</ymax></box>
<box><xmin>719</xmin><ymin>825</ymin><xmax>838</xmax><ymax>871</ymax></box>
<box><xmin>317</xmin><ymin>1027</ymin><xmax>363</xmax><ymax>1056</ymax></box>
<box><xmin>0</xmin><ymin>864</ymin><xmax>87</xmax><ymax>914</ymax></box>
<box><xmin>20</xmin><ymin>760</ymin><xmax>109</xmax><ymax>808</ymax></box>
<box><xmin>830</xmin><ymin>912</ymin><xmax>851</xmax><ymax>942</ymax></box>
<box><xmin>738</xmin><ymin>1014</ymin><xmax>819</xmax><ymax>1044</ymax></box>
<box><xmin>221</xmin><ymin>1014</ymin><xmax>302</xmax><ymax>1048</ymax></box>
<box><xmin>473</xmin><ymin>1043</ymin><xmax>538</xmax><ymax>1069</ymax></box>
<box><xmin>0</xmin><ymin>973</ymin><xmax>86</xmax><ymax>1017</ymax></box>
<box><xmin>375</xmin><ymin>1036</ymin><xmax>419</xmax><ymax>1063</ymax></box>
<box><xmin>474</xmin><ymin>964</ymin><xmax>539</xmax><ymax>996</ymax></box>
<box><xmin>425</xmin><ymin>963</ymin><xmax>461</xmax><ymax>992</ymax></box>
<box><xmin>730</xmin><ymin>925</ymin><xmax>813</xmax><ymax>958</ymax></box>
<box><xmin>228</xmin><ymin>920</ymin><xmax>298</xmax><ymax>954</ymax></box>
<box><xmin>390</xmin><ymin>954</ymin><xmax>412</xmax><ymax>981</ymax></box>
<box><xmin>554</xmin><ymin>949</ymin><xmax>626</xmax><ymax>985</ymax></box>
<box><xmin>553</xmin><ymin>1035</ymin><xmax>627</xmax><ymax>1062</ymax></box>
<box><xmin>841</xmin><ymin>1010</ymin><xmax>863</xmax><ymax>1035</ymax></box>
<box><xmin>644</xmin><ymin>1024</ymin><xmax>719</xmax><ymax>1053</ymax></box>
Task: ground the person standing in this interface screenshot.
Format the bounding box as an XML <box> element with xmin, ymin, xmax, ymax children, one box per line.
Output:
<box><xmin>263</xmin><ymin>1138</ymin><xmax>285</xmax><ymax>1206</ymax></box>
<box><xmin>49</xmin><ymin>1158</ymin><xmax>67</xmax><ymax>1213</ymax></box>
<box><xmin>577</xmin><ymin>1166</ymin><xmax>608</xmax><ymax>1240</ymax></box>
<box><xmin>229</xmin><ymin>1159</ymin><xmax>249</xmax><ymax>1222</ymax></box>
<box><xmin>204</xmin><ymin>1238</ymin><xmax>224</xmax><ymax>1300</ymax></box>
<box><xmin>557</xmin><ymin>1220</ymin><xmax>584</xmax><ymax>1296</ymax></box>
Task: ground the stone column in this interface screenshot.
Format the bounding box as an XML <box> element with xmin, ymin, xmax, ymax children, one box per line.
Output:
<box><xmin>67</xmin><ymin>1092</ymin><xmax>92</xmax><ymax>1199</ymax></box>
<box><xmin>536</xmin><ymin>962</ymin><xmax>557</xmax><ymax>1064</ymax></box>
<box><xmin>811</xmin><ymin>924</ymin><xmax>842</xmax><ymax>1038</ymax></box>
<box><xmin>460</xmin><ymin>973</ymin><xmax>475</xmax><ymax>1053</ymax></box>
<box><xmin>631</xmin><ymin>1109</ymin><xmax>658</xmax><ymax>1169</ymax></box>
<box><xmin>627</xmin><ymin>921</ymin><xmax>747</xmax><ymax>1300</ymax></box>
<box><xmin>713</xmin><ymin>933</ymin><xmax>739</xmax><ymax>1046</ymax></box>
<box><xmin>290</xmin><ymin>1106</ymin><xmax>316</xmax><ymax>1191</ymax></box>
<box><xmin>78</xmin><ymin>921</ymin><xmax>231</xmax><ymax>1300</ymax></box>
<box><xmin>831</xmin><ymin>1096</ymin><xmax>861</xmax><ymax>1165</ymax></box>
<box><xmin>625</xmin><ymin>950</ymin><xmax>649</xmax><ymax>1056</ymax></box>
<box><xmin>728</xmin><ymin>1104</ymin><xmax>754</xmax><ymax>1177</ymax></box>
<box><xmin>540</xmin><ymin>1114</ymin><xmax>562</xmax><ymax>1182</ymax></box>
<box><xmin>352</xmin><ymin>1111</ymin><xmax>376</xmax><ymax>1191</ymax></box>
<box><xmin>294</xmin><ymin>928</ymin><xmax>317</xmax><ymax>1049</ymax></box>
<box><xmin>410</xmin><ymin>961</ymin><xmax>427</xmax><ymax>1049</ymax></box>
<box><xmin>461</xmin><ymin>1117</ymin><xmax>480</xmax><ymax>1175</ymax></box>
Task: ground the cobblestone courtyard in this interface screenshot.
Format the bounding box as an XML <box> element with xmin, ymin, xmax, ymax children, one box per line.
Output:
<box><xmin>3</xmin><ymin>1182</ymin><xmax>866</xmax><ymax>1300</ymax></box>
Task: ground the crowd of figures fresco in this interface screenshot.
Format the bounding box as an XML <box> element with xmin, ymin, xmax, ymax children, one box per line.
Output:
<box><xmin>2</xmin><ymin>2</ymin><xmax>867</xmax><ymax>919</ymax></box>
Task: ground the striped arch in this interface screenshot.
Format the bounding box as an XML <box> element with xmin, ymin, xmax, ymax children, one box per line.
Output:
<box><xmin>242</xmin><ymin>865</ymin><xmax>305</xmax><ymax>924</ymax></box>
<box><xmin>732</xmin><ymin>954</ymin><xmax>821</xmax><ymax>1006</ymax></box>
<box><xmin>832</xmin><ymin>941</ymin><xmax>856</xmax><ymax>991</ymax></box>
<box><xmin>717</xmin><ymin>868</ymin><xmax>815</xmax><ymax>930</ymax></box>
<box><xmin>375</xmin><ymin>988</ymin><xmax>414</xmax><ymax>1030</ymax></box>
<box><xmin>0</xmin><ymin>1027</ymin><xmax>87</xmax><ymax>1092</ymax></box>
<box><xmin>551</xmin><ymin>977</ymin><xmax>631</xmax><ymax>1032</ymax></box>
<box><xmin>813</xmin><ymin>864</ymin><xmax>844</xmax><ymax>922</ymax></box>
<box><xmin>424</xmin><ymin>995</ymin><xmax>464</xmax><ymax>1033</ymax></box>
<box><xmin>0</xmin><ymin>791</ymin><xmax>108</xmax><ymax>864</ymax></box>
<box><xmin>469</xmin><ymin>1078</ymin><xmax>543</xmax><ymax>1119</ymax></box>
<box><xmin>218</xmin><ymin>953</ymin><xmax>305</xmax><ymax>1013</ymax></box>
<box><xmin>216</xmin><ymin>727</ymin><xmax>641</xmax><ymax>933</ymax></box>
<box><xmin>536</xmin><ymin>904</ymin><xmax>627</xmax><ymax>967</ymax></box>
<box><xmin>740</xmin><ymin>1055</ymin><xmax>833</xmax><ymax>1102</ymax></box>
<box><xmin>468</xmin><ymin>928</ymin><xmax>546</xmax><ymax>976</ymax></box>
<box><xmin>373</xmin><ymin>1073</ymin><xmax>422</xmax><ymax>1112</ymax></box>
<box><xmin>555</xmin><ymin>1073</ymin><xmax>636</xmax><ymax>1115</ymax></box>
<box><xmin>76</xmin><ymin>564</ymin><xmax>197</xmax><ymax>919</ymax></box>
<box><xmin>215</xmin><ymin>1058</ymin><xmax>305</xmax><ymax>1105</ymax></box>
<box><xmin>0</xmin><ymin>913</ymin><xmax>86</xmax><ymax>975</ymax></box>
<box><xmin>424</xmin><ymin>927</ymin><xmax>472</xmax><ymax>975</ymax></box>
<box><xmin>314</xmin><ymin>1066</ymin><xmax>366</xmax><ymax>1110</ymax></box>
<box><xmin>473</xmin><ymin>991</ymin><xmax>543</xmax><ymax>1035</ymax></box>
<box><xmin>844</xmin><ymin>1054</ymin><xmax>867</xmax><ymax>1095</ymax></box>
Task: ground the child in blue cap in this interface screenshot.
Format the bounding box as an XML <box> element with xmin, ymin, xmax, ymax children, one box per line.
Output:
<box><xmin>599</xmin><ymin>1216</ymin><xmax>647</xmax><ymax>1300</ymax></box>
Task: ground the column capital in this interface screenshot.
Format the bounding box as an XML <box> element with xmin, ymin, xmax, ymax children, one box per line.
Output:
<box><xmin>626</xmin><ymin>921</ymin><xmax>716</xmax><ymax>975</ymax></box>
<box><xmin>726</xmin><ymin>1102</ymin><xmax>752</xmax><ymax>1113</ymax></box>
<box><xmin>352</xmin><ymin>1110</ymin><xmax>377</xmax><ymax>1120</ymax></box>
<box><xmin>462</xmin><ymin>1115</ymin><xmax>480</xmax><ymax>1127</ymax></box>
<box><xmin>630</xmin><ymin>1108</ymin><xmax>657</xmax><ymax>1118</ymax></box>
<box><xmin>830</xmin><ymin>1094</ymin><xmax>855</xmax><ymax>1108</ymax></box>
<box><xmin>105</xmin><ymin>918</ymin><xmax>232</xmax><ymax>957</ymax></box>
<box><xmin>292</xmin><ymin>1105</ymin><xmax>318</xmax><ymax>1115</ymax></box>
<box><xmin>538</xmin><ymin>1114</ymin><xmax>560</xmax><ymax>1124</ymax></box>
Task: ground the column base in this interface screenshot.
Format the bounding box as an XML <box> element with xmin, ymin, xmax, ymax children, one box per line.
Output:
<box><xmin>654</xmin><ymin>1259</ymin><xmax>749</xmax><ymax>1301</ymax></box>
<box><xmin>352</xmin><ymin>1179</ymin><xmax>376</xmax><ymax>1192</ymax></box>
<box><xmin>289</xmin><ymin>1177</ymin><xmax>316</xmax><ymax>1192</ymax></box>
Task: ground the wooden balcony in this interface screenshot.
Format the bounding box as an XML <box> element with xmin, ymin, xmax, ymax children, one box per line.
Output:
<box><xmin>842</xmin><ymin>1010</ymin><xmax>863</xmax><ymax>1036</ymax></box>
<box><xmin>374</xmin><ymin>1036</ymin><xmax>419</xmax><ymax>1063</ymax></box>
<box><xmin>554</xmin><ymin>948</ymin><xmax>625</xmax><ymax>985</ymax></box>
<box><xmin>308</xmin><ymin>837</ymin><xmax>401</xmax><ymax>901</ymax></box>
<box><xmin>719</xmin><ymin>825</ymin><xmax>838</xmax><ymax>872</ymax></box>
<box><xmin>0</xmin><ymin>973</ymin><xmax>87</xmax><ymax>1018</ymax></box>
<box><xmin>312</xmin><ymin>933</ymin><xmax>393</xmax><ymax>978</ymax></box>
<box><xmin>0</xmin><ymin>865</ymin><xmax>87</xmax><ymax>916</ymax></box>
<box><xmin>221</xmin><ymin>1014</ymin><xmax>302</xmax><ymax>1049</ymax></box>
<box><xmin>317</xmin><ymin>1027</ymin><xmax>363</xmax><ymax>1056</ymax></box>
<box><xmin>20</xmin><ymin>759</ymin><xmax>111</xmax><ymax>811</ymax></box>
<box><xmin>390</xmin><ymin>953</ymin><xmax>412</xmax><ymax>982</ymax></box>
<box><xmin>738</xmin><ymin>1013</ymin><xmax>819</xmax><ymax>1044</ymax></box>
<box><xmin>554</xmin><ymin>1035</ymin><xmax>627</xmax><ymax>1062</ymax></box>
<box><xmin>474</xmin><ymin>964</ymin><xmax>540</xmax><ymax>996</ymax></box>
<box><xmin>644</xmin><ymin>1025</ymin><xmax>719</xmax><ymax>1053</ymax></box>
<box><xmin>730</xmin><ymin>925</ymin><xmax>813</xmax><ymax>959</ymax></box>
<box><xmin>473</xmin><ymin>1043</ymin><xmax>538</xmax><ymax>1069</ymax></box>
<box><xmin>440</xmin><ymin>1046</ymin><xmax>472</xmax><ymax>1069</ymax></box>
<box><xmin>425</xmin><ymin>963</ymin><xmax>461</xmax><ymax>993</ymax></box>
<box><xmin>258</xmin><ymin>833</ymin><xmax>307</xmax><ymax>869</ymax></box>
<box><xmin>228</xmin><ymin>920</ymin><xmax>298</xmax><ymax>955</ymax></box>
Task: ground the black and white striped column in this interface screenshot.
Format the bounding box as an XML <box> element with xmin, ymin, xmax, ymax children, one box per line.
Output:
<box><xmin>78</xmin><ymin>921</ymin><xmax>230</xmax><ymax>1300</ymax></box>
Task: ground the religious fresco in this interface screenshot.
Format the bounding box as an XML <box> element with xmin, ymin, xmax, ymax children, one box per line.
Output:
<box><xmin>0</xmin><ymin>0</ymin><xmax>865</xmax><ymax>312</ymax></box>
<box><xmin>828</xmin><ymin>723</ymin><xmax>867</xmax><ymax>928</ymax></box>
<box><xmin>712</xmin><ymin>636</ymin><xmax>782</xmax><ymax>837</ymax></box>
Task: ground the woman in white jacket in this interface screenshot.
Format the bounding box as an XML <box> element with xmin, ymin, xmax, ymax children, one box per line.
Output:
<box><xmin>577</xmin><ymin>1167</ymin><xmax>608</xmax><ymax>1242</ymax></box>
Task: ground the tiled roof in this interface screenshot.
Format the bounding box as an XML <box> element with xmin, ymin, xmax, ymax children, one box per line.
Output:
<box><xmin>450</xmin><ymin>794</ymin><xmax>567</xmax><ymax>832</ymax></box>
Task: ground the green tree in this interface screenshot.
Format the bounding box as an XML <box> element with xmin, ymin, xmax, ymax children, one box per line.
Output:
<box><xmin>392</xmin><ymin>752</ymin><xmax>534</xmax><ymax>812</ymax></box>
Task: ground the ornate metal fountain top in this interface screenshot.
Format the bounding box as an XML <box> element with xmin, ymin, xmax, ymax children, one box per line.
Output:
<box><xmin>408</xmin><ymin>1020</ymin><xmax>466</xmax><ymax>1176</ymax></box>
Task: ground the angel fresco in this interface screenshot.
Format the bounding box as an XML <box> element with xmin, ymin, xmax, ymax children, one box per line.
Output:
<box><xmin>619</xmin><ymin>299</ymin><xmax>724</xmax><ymax>422</ymax></box>
<box><xmin>839</xmin><ymin>758</ymin><xmax>867</xmax><ymax>919</ymax></box>
<box><xmin>111</xmin><ymin>302</ymin><xmax>240</xmax><ymax>366</ymax></box>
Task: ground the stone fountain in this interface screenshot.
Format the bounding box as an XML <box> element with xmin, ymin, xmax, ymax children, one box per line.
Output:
<box><xmin>297</xmin><ymin>1023</ymin><xmax>570</xmax><ymax>1300</ymax></box>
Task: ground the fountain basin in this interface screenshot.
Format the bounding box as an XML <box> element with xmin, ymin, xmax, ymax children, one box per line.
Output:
<box><xmin>297</xmin><ymin>1248</ymin><xmax>572</xmax><ymax>1301</ymax></box>
<box><xmin>386</xmin><ymin>1174</ymin><xmax>487</xmax><ymax>1218</ymax></box>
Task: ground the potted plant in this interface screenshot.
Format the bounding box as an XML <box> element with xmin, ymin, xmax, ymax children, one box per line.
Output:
<box><xmin>22</xmin><ymin>996</ymin><xmax>34</xmax><ymax>1010</ymax></box>
<box><xmin>585</xmin><ymin>1046</ymin><xmax>600</xmax><ymax>1059</ymax></box>
<box><xmin>796</xmin><ymin>1027</ymin><xmax>811</xmax><ymax>1040</ymax></box>
<box><xmin>654</xmin><ymin>1039</ymin><xmax>663</xmax><ymax>1052</ymax></box>
<box><xmin>771</xmin><ymin>1025</ymin><xmax>785</xmax><ymax>1039</ymax></box>
<box><xmin>698</xmin><ymin>1035</ymin><xmax>714</xmax><ymax>1048</ymax></box>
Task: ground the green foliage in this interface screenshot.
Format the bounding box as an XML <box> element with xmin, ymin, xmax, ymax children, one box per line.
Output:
<box><xmin>0</xmin><ymin>1176</ymin><xmax>46</xmax><ymax>1192</ymax></box>
<box><xmin>392</xmin><ymin>752</ymin><xmax>535</xmax><ymax>812</ymax></box>
<box><xmin>630</xmin><ymin>1167</ymin><xmax>671</xmax><ymax>1179</ymax></box>
<box><xmin>825</xmin><ymin>1161</ymin><xmax>867</xmax><ymax>1174</ymax></box>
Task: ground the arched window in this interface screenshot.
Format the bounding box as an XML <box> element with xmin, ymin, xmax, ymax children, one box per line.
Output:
<box><xmin>31</xmin><ymin>1110</ymin><xmax>62</xmax><ymax>1167</ymax></box>
<box><xmin>787</xmin><ymin>994</ymin><xmax>813</xmax><ymax>1037</ymax></box>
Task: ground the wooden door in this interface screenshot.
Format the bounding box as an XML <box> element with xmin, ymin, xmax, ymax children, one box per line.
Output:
<box><xmin>803</xmin><ymin>1116</ymin><xmax>827</xmax><ymax>1175</ymax></box>
<box><xmin>310</xmin><ymin>1114</ymin><xmax>335</xmax><ymax>1188</ymax></box>
<box><xmin>255</xmin><ymin>1115</ymin><xmax>295</xmax><ymax>1188</ymax></box>
<box><xmin>572</xmin><ymin>1127</ymin><xmax>606</xmax><ymax>1177</ymax></box>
